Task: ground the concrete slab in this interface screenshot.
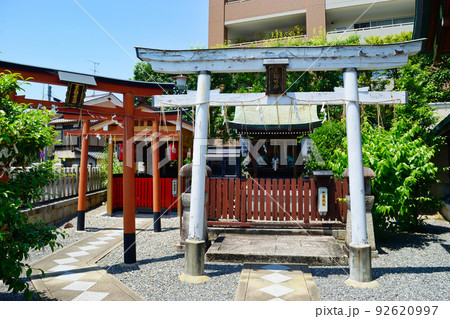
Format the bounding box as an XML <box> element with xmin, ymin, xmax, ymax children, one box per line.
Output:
<box><xmin>234</xmin><ymin>263</ymin><xmax>320</xmax><ymax>301</ymax></box>
<box><xmin>206</xmin><ymin>233</ymin><xmax>348</xmax><ymax>266</ymax></box>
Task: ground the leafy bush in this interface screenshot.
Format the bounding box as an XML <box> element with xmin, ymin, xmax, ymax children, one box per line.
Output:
<box><xmin>98</xmin><ymin>143</ymin><xmax>122</xmax><ymax>187</ymax></box>
<box><xmin>329</xmin><ymin>121</ymin><xmax>442</xmax><ymax>233</ymax></box>
<box><xmin>0</xmin><ymin>71</ymin><xmax>63</xmax><ymax>299</ymax></box>
<box><xmin>302</xmin><ymin>120</ymin><xmax>346</xmax><ymax>173</ymax></box>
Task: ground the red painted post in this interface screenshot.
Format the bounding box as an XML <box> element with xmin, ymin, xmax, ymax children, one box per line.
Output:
<box><xmin>278</xmin><ymin>179</ymin><xmax>284</xmax><ymax>221</ymax></box>
<box><xmin>76</xmin><ymin>120</ymin><xmax>90</xmax><ymax>231</ymax></box>
<box><xmin>240</xmin><ymin>179</ymin><xmax>246</xmax><ymax>222</ymax></box>
<box><xmin>123</xmin><ymin>92</ymin><xmax>136</xmax><ymax>264</ymax></box>
<box><xmin>265</xmin><ymin>179</ymin><xmax>271</xmax><ymax>221</ymax></box>
<box><xmin>210</xmin><ymin>178</ymin><xmax>217</xmax><ymax>219</ymax></box>
<box><xmin>304</xmin><ymin>181</ymin><xmax>310</xmax><ymax>224</ymax></box>
<box><xmin>247</xmin><ymin>179</ymin><xmax>252</xmax><ymax>221</ymax></box>
<box><xmin>259</xmin><ymin>179</ymin><xmax>265</xmax><ymax>220</ymax></box>
<box><xmin>223</xmin><ymin>178</ymin><xmax>229</xmax><ymax>219</ymax></box>
<box><xmin>235</xmin><ymin>178</ymin><xmax>240</xmax><ymax>220</ymax></box>
<box><xmin>229</xmin><ymin>178</ymin><xmax>234</xmax><ymax>219</ymax></box>
<box><xmin>291</xmin><ymin>179</ymin><xmax>297</xmax><ymax>220</ymax></box>
<box><xmin>298</xmin><ymin>179</ymin><xmax>303</xmax><ymax>221</ymax></box>
<box><xmin>285</xmin><ymin>179</ymin><xmax>290</xmax><ymax>222</ymax></box>
<box><xmin>152</xmin><ymin>120</ymin><xmax>162</xmax><ymax>232</ymax></box>
<box><xmin>311</xmin><ymin>178</ymin><xmax>317</xmax><ymax>221</ymax></box>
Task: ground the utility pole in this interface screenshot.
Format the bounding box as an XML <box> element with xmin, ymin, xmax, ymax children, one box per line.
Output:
<box><xmin>47</xmin><ymin>85</ymin><xmax>52</xmax><ymax>101</ymax></box>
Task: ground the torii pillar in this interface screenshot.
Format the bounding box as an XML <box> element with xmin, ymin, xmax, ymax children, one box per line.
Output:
<box><xmin>152</xmin><ymin>120</ymin><xmax>162</xmax><ymax>232</ymax></box>
<box><xmin>343</xmin><ymin>68</ymin><xmax>378</xmax><ymax>287</ymax></box>
<box><xmin>77</xmin><ymin>120</ymin><xmax>90</xmax><ymax>231</ymax></box>
<box><xmin>123</xmin><ymin>92</ymin><xmax>136</xmax><ymax>264</ymax></box>
<box><xmin>181</xmin><ymin>71</ymin><xmax>211</xmax><ymax>283</ymax></box>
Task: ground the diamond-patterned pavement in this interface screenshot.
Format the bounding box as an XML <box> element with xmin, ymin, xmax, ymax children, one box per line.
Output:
<box><xmin>235</xmin><ymin>263</ymin><xmax>320</xmax><ymax>301</ymax></box>
<box><xmin>259</xmin><ymin>284</ymin><xmax>295</xmax><ymax>298</ymax></box>
<box><xmin>29</xmin><ymin>218</ymin><xmax>154</xmax><ymax>301</ymax></box>
<box><xmin>260</xmin><ymin>272</ymin><xmax>292</xmax><ymax>284</ymax></box>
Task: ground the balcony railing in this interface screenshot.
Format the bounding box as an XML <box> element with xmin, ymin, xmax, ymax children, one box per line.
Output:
<box><xmin>227</xmin><ymin>34</ymin><xmax>307</xmax><ymax>47</ymax></box>
<box><xmin>327</xmin><ymin>21</ymin><xmax>414</xmax><ymax>35</ymax></box>
<box><xmin>226</xmin><ymin>0</ymin><xmax>249</xmax><ymax>4</ymax></box>
<box><xmin>226</xmin><ymin>21</ymin><xmax>414</xmax><ymax>47</ymax></box>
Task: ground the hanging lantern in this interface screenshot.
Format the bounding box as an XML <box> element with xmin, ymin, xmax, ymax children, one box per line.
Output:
<box><xmin>167</xmin><ymin>142</ymin><xmax>178</xmax><ymax>161</ymax></box>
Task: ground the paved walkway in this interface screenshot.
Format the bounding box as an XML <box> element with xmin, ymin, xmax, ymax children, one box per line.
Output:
<box><xmin>30</xmin><ymin>218</ymin><xmax>153</xmax><ymax>301</ymax></box>
<box><xmin>235</xmin><ymin>263</ymin><xmax>320</xmax><ymax>301</ymax></box>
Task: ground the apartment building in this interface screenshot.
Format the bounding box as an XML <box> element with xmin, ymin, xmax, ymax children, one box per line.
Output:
<box><xmin>209</xmin><ymin>0</ymin><xmax>415</xmax><ymax>47</ymax></box>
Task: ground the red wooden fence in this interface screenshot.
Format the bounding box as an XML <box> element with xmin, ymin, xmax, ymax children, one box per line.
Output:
<box><xmin>206</xmin><ymin>177</ymin><xmax>348</xmax><ymax>228</ymax></box>
<box><xmin>112</xmin><ymin>177</ymin><xmax>178</xmax><ymax>211</ymax></box>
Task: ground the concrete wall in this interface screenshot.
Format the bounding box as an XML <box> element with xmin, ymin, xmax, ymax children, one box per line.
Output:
<box><xmin>306</xmin><ymin>0</ymin><xmax>326</xmax><ymax>38</ymax></box>
<box><xmin>224</xmin><ymin>0</ymin><xmax>307</xmax><ymax>22</ymax></box>
<box><xmin>209</xmin><ymin>0</ymin><xmax>227</xmax><ymax>47</ymax></box>
<box><xmin>24</xmin><ymin>190</ymin><xmax>107</xmax><ymax>225</ymax></box>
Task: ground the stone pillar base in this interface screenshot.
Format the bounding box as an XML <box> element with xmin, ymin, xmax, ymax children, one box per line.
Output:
<box><xmin>346</xmin><ymin>243</ymin><xmax>379</xmax><ymax>288</ymax></box>
<box><xmin>345</xmin><ymin>278</ymin><xmax>380</xmax><ymax>288</ymax></box>
<box><xmin>179</xmin><ymin>274</ymin><xmax>210</xmax><ymax>284</ymax></box>
<box><xmin>179</xmin><ymin>240</ymin><xmax>210</xmax><ymax>284</ymax></box>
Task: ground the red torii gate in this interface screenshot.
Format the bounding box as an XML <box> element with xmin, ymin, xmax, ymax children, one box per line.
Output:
<box><xmin>0</xmin><ymin>60</ymin><xmax>175</xmax><ymax>264</ymax></box>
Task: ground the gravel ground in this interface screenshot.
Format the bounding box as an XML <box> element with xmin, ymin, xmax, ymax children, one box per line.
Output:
<box><xmin>96</xmin><ymin>214</ymin><xmax>242</xmax><ymax>301</ymax></box>
<box><xmin>311</xmin><ymin>215</ymin><xmax>450</xmax><ymax>301</ymax></box>
<box><xmin>1</xmin><ymin>204</ymin><xmax>449</xmax><ymax>301</ymax></box>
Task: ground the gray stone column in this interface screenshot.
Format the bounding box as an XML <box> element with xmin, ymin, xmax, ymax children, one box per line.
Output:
<box><xmin>343</xmin><ymin>167</ymin><xmax>379</xmax><ymax>288</ymax></box>
<box><xmin>178</xmin><ymin>163</ymin><xmax>211</xmax><ymax>283</ymax></box>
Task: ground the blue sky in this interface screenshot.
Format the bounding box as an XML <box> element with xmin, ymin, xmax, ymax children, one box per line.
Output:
<box><xmin>0</xmin><ymin>0</ymin><xmax>209</xmax><ymax>99</ymax></box>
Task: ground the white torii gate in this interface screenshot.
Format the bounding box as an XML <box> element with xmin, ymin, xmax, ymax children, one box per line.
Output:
<box><xmin>136</xmin><ymin>40</ymin><xmax>423</xmax><ymax>285</ymax></box>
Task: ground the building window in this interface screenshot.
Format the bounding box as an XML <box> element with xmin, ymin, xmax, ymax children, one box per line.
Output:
<box><xmin>354</xmin><ymin>22</ymin><xmax>370</xmax><ymax>29</ymax></box>
<box><xmin>371</xmin><ymin>19</ymin><xmax>392</xmax><ymax>27</ymax></box>
<box><xmin>393</xmin><ymin>17</ymin><xmax>414</xmax><ymax>24</ymax></box>
<box><xmin>354</xmin><ymin>17</ymin><xmax>413</xmax><ymax>30</ymax></box>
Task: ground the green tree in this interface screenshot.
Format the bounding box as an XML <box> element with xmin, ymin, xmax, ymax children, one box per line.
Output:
<box><xmin>98</xmin><ymin>144</ymin><xmax>122</xmax><ymax>187</ymax></box>
<box><xmin>303</xmin><ymin>120</ymin><xmax>346</xmax><ymax>173</ymax></box>
<box><xmin>0</xmin><ymin>71</ymin><xmax>63</xmax><ymax>299</ymax></box>
<box><xmin>329</xmin><ymin>121</ymin><xmax>442</xmax><ymax>233</ymax></box>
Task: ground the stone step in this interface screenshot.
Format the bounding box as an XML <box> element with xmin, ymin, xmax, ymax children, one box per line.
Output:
<box><xmin>206</xmin><ymin>233</ymin><xmax>348</xmax><ymax>266</ymax></box>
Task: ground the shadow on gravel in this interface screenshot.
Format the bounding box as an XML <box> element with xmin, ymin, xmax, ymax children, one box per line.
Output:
<box><xmin>376</xmin><ymin>223</ymin><xmax>449</xmax><ymax>252</ymax></box>
<box><xmin>371</xmin><ymin>266</ymin><xmax>450</xmax><ymax>279</ymax></box>
<box><xmin>0</xmin><ymin>291</ymin><xmax>58</xmax><ymax>301</ymax></box>
<box><xmin>310</xmin><ymin>266</ymin><xmax>450</xmax><ymax>280</ymax></box>
<box><xmin>310</xmin><ymin>267</ymin><xmax>349</xmax><ymax>277</ymax></box>
<box><xmin>84</xmin><ymin>226</ymin><xmax>123</xmax><ymax>232</ymax></box>
<box><xmin>105</xmin><ymin>254</ymin><xmax>184</xmax><ymax>274</ymax></box>
<box><xmin>151</xmin><ymin>227</ymin><xmax>178</xmax><ymax>233</ymax></box>
<box><xmin>204</xmin><ymin>264</ymin><xmax>243</xmax><ymax>277</ymax></box>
